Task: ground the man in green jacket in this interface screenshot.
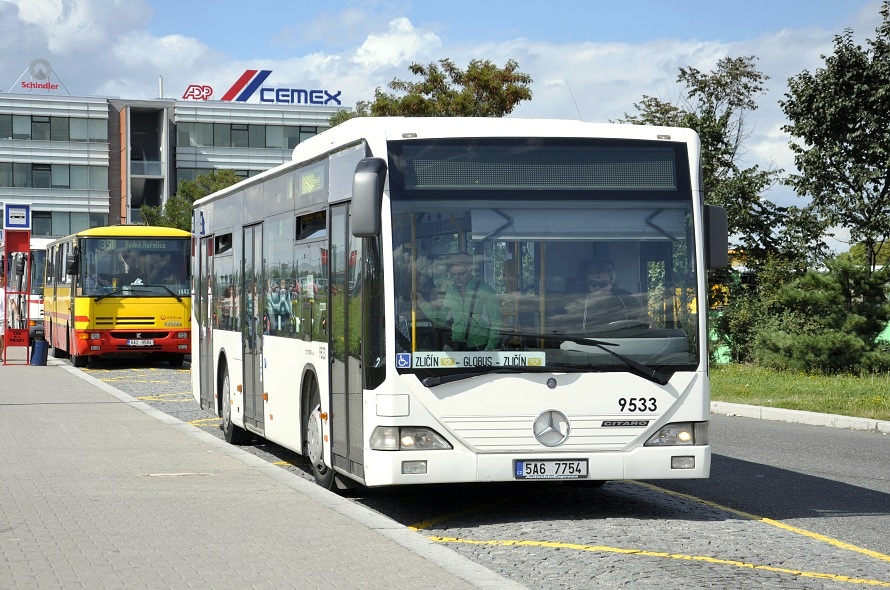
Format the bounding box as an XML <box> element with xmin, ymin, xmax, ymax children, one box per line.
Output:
<box><xmin>417</xmin><ymin>253</ymin><xmax>502</xmax><ymax>351</ymax></box>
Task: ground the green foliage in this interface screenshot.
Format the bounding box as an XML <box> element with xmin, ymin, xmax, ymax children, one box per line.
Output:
<box><xmin>369</xmin><ymin>58</ymin><xmax>533</xmax><ymax>117</ymax></box>
<box><xmin>752</xmin><ymin>258</ymin><xmax>890</xmax><ymax>373</ymax></box>
<box><xmin>328</xmin><ymin>101</ymin><xmax>371</xmax><ymax>127</ymax></box>
<box><xmin>781</xmin><ymin>1</ymin><xmax>890</xmax><ymax>271</ymax></box>
<box><xmin>140</xmin><ymin>169</ymin><xmax>241</xmax><ymax>231</ymax></box>
<box><xmin>621</xmin><ymin>56</ymin><xmax>827</xmax><ymax>271</ymax></box>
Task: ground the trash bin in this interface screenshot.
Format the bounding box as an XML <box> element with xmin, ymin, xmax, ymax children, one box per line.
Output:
<box><xmin>31</xmin><ymin>336</ymin><xmax>48</xmax><ymax>366</ymax></box>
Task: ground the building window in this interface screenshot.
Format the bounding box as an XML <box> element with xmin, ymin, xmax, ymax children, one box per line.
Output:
<box><xmin>0</xmin><ymin>114</ymin><xmax>13</xmax><ymax>139</ymax></box>
<box><xmin>214</xmin><ymin>123</ymin><xmax>231</xmax><ymax>147</ymax></box>
<box><xmin>266</xmin><ymin>125</ymin><xmax>283</xmax><ymax>149</ymax></box>
<box><xmin>249</xmin><ymin>124</ymin><xmax>265</xmax><ymax>148</ymax></box>
<box><xmin>32</xmin><ymin>212</ymin><xmax>52</xmax><ymax>236</ymax></box>
<box><xmin>197</xmin><ymin>123</ymin><xmax>213</xmax><ymax>147</ymax></box>
<box><xmin>12</xmin><ymin>115</ymin><xmax>31</xmax><ymax>140</ymax></box>
<box><xmin>51</xmin><ymin>117</ymin><xmax>69</xmax><ymax>141</ymax></box>
<box><xmin>32</xmin><ymin>164</ymin><xmax>51</xmax><ymax>188</ymax></box>
<box><xmin>232</xmin><ymin>123</ymin><xmax>248</xmax><ymax>148</ymax></box>
<box><xmin>70</xmin><ymin>118</ymin><xmax>89</xmax><ymax>142</ymax></box>
<box><xmin>52</xmin><ymin>164</ymin><xmax>69</xmax><ymax>189</ymax></box>
<box><xmin>88</xmin><ymin>118</ymin><xmax>107</xmax><ymax>142</ymax></box>
<box><xmin>13</xmin><ymin>162</ymin><xmax>30</xmax><ymax>187</ymax></box>
<box><xmin>177</xmin><ymin>122</ymin><xmax>196</xmax><ymax>146</ymax></box>
<box><xmin>283</xmin><ymin>126</ymin><xmax>301</xmax><ymax>149</ymax></box>
<box><xmin>0</xmin><ymin>162</ymin><xmax>11</xmax><ymax>186</ymax></box>
<box><xmin>32</xmin><ymin>116</ymin><xmax>50</xmax><ymax>141</ymax></box>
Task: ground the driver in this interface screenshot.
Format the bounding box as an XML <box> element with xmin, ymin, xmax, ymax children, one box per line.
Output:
<box><xmin>577</xmin><ymin>261</ymin><xmax>645</xmax><ymax>330</ymax></box>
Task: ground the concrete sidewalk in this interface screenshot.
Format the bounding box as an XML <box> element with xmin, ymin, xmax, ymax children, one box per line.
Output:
<box><xmin>0</xmin><ymin>361</ymin><xmax>524</xmax><ymax>590</ymax></box>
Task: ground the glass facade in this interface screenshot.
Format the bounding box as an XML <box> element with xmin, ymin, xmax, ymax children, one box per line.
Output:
<box><xmin>175</xmin><ymin>121</ymin><xmax>317</xmax><ymax>150</ymax></box>
<box><xmin>0</xmin><ymin>114</ymin><xmax>108</xmax><ymax>142</ymax></box>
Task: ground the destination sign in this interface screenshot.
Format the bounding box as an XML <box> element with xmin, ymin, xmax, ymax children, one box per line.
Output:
<box><xmin>396</xmin><ymin>351</ymin><xmax>546</xmax><ymax>369</ymax></box>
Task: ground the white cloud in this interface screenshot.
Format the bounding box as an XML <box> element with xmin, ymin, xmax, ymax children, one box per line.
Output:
<box><xmin>5</xmin><ymin>0</ymin><xmax>150</xmax><ymax>53</ymax></box>
<box><xmin>354</xmin><ymin>17</ymin><xmax>442</xmax><ymax>71</ymax></box>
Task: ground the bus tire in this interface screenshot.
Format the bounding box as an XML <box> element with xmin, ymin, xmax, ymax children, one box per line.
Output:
<box><xmin>49</xmin><ymin>324</ymin><xmax>65</xmax><ymax>358</ymax></box>
<box><xmin>68</xmin><ymin>329</ymin><xmax>87</xmax><ymax>368</ymax></box>
<box><xmin>167</xmin><ymin>354</ymin><xmax>185</xmax><ymax>368</ymax></box>
<box><xmin>221</xmin><ymin>365</ymin><xmax>250</xmax><ymax>445</ymax></box>
<box><xmin>304</xmin><ymin>377</ymin><xmax>334</xmax><ymax>490</ymax></box>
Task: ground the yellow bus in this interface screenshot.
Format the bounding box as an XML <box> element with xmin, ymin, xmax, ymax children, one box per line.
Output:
<box><xmin>44</xmin><ymin>225</ymin><xmax>191</xmax><ymax>367</ymax></box>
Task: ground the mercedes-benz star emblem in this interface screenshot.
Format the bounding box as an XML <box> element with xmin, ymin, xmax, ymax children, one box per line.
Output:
<box><xmin>533</xmin><ymin>409</ymin><xmax>570</xmax><ymax>447</ymax></box>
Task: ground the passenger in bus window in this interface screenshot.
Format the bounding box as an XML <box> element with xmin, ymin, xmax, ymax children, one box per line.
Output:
<box><xmin>573</xmin><ymin>260</ymin><xmax>647</xmax><ymax>331</ymax></box>
<box><xmin>415</xmin><ymin>252</ymin><xmax>502</xmax><ymax>351</ymax></box>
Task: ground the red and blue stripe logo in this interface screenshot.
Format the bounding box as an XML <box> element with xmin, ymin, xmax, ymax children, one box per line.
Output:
<box><xmin>220</xmin><ymin>70</ymin><xmax>273</xmax><ymax>102</ymax></box>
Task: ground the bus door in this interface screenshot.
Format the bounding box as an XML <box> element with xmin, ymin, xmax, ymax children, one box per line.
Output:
<box><xmin>242</xmin><ymin>224</ymin><xmax>264</xmax><ymax>434</ymax></box>
<box><xmin>197</xmin><ymin>237</ymin><xmax>214</xmax><ymax>410</ymax></box>
<box><xmin>329</xmin><ymin>204</ymin><xmax>364</xmax><ymax>477</ymax></box>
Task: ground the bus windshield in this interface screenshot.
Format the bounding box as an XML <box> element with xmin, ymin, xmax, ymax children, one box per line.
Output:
<box><xmin>31</xmin><ymin>249</ymin><xmax>46</xmax><ymax>296</ymax></box>
<box><xmin>389</xmin><ymin>137</ymin><xmax>700</xmax><ymax>376</ymax></box>
<box><xmin>80</xmin><ymin>237</ymin><xmax>190</xmax><ymax>298</ymax></box>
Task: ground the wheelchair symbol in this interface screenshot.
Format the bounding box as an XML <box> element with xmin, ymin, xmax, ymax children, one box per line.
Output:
<box><xmin>396</xmin><ymin>353</ymin><xmax>411</xmax><ymax>368</ymax></box>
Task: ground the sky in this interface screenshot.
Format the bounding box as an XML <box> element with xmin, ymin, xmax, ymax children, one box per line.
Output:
<box><xmin>0</xmin><ymin>0</ymin><xmax>886</xmax><ymax>250</ymax></box>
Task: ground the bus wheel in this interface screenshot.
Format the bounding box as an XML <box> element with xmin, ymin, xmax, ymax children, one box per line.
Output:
<box><xmin>69</xmin><ymin>330</ymin><xmax>87</xmax><ymax>368</ymax></box>
<box><xmin>50</xmin><ymin>325</ymin><xmax>66</xmax><ymax>359</ymax></box>
<box><xmin>305</xmin><ymin>381</ymin><xmax>334</xmax><ymax>489</ymax></box>
<box><xmin>221</xmin><ymin>366</ymin><xmax>250</xmax><ymax>445</ymax></box>
<box><xmin>167</xmin><ymin>354</ymin><xmax>185</xmax><ymax>368</ymax></box>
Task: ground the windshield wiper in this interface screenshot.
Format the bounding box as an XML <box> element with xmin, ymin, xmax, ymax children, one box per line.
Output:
<box><xmin>149</xmin><ymin>284</ymin><xmax>183</xmax><ymax>302</ymax></box>
<box><xmin>498</xmin><ymin>330</ymin><xmax>670</xmax><ymax>386</ymax></box>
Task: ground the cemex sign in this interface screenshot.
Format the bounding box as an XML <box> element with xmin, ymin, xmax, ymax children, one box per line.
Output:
<box><xmin>181</xmin><ymin>69</ymin><xmax>342</xmax><ymax>106</ymax></box>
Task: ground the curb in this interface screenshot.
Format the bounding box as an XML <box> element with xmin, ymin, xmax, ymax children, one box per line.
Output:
<box><xmin>711</xmin><ymin>401</ymin><xmax>890</xmax><ymax>434</ymax></box>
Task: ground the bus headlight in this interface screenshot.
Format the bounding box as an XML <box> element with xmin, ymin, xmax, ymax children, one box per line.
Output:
<box><xmin>370</xmin><ymin>426</ymin><xmax>453</xmax><ymax>451</ymax></box>
<box><xmin>644</xmin><ymin>422</ymin><xmax>708</xmax><ymax>446</ymax></box>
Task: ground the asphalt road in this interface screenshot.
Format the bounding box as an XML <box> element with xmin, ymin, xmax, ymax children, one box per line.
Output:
<box><xmin>82</xmin><ymin>358</ymin><xmax>890</xmax><ymax>589</ymax></box>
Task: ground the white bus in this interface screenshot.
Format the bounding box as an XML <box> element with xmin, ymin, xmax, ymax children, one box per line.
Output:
<box><xmin>191</xmin><ymin>117</ymin><xmax>728</xmax><ymax>490</ymax></box>
<box><xmin>2</xmin><ymin>236</ymin><xmax>53</xmax><ymax>343</ymax></box>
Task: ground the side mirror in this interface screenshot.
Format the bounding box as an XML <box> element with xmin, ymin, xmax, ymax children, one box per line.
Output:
<box><xmin>351</xmin><ymin>157</ymin><xmax>387</xmax><ymax>238</ymax></box>
<box><xmin>65</xmin><ymin>253</ymin><xmax>79</xmax><ymax>276</ymax></box>
<box><xmin>705</xmin><ymin>205</ymin><xmax>729</xmax><ymax>269</ymax></box>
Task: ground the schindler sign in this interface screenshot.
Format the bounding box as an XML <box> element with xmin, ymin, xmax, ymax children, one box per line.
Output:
<box><xmin>182</xmin><ymin>69</ymin><xmax>342</xmax><ymax>106</ymax></box>
<box><xmin>21</xmin><ymin>58</ymin><xmax>60</xmax><ymax>91</ymax></box>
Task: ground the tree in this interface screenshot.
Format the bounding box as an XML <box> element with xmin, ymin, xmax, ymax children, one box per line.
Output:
<box><xmin>753</xmin><ymin>259</ymin><xmax>890</xmax><ymax>373</ymax></box>
<box><xmin>369</xmin><ymin>58</ymin><xmax>532</xmax><ymax>118</ymax></box>
<box><xmin>781</xmin><ymin>1</ymin><xmax>890</xmax><ymax>272</ymax></box>
<box><xmin>140</xmin><ymin>169</ymin><xmax>241</xmax><ymax>231</ymax></box>
<box><xmin>620</xmin><ymin>56</ymin><xmax>821</xmax><ymax>269</ymax></box>
<box><xmin>328</xmin><ymin>100</ymin><xmax>371</xmax><ymax>127</ymax></box>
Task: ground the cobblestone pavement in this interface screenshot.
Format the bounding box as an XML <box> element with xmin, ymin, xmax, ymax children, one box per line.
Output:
<box><xmin>85</xmin><ymin>359</ymin><xmax>890</xmax><ymax>590</ymax></box>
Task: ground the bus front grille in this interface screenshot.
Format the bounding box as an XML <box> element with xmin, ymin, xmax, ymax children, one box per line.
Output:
<box><xmin>95</xmin><ymin>316</ymin><xmax>156</xmax><ymax>327</ymax></box>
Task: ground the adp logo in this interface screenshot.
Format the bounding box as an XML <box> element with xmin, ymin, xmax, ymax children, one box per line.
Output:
<box><xmin>182</xmin><ymin>84</ymin><xmax>213</xmax><ymax>100</ymax></box>
<box><xmin>220</xmin><ymin>69</ymin><xmax>342</xmax><ymax>106</ymax></box>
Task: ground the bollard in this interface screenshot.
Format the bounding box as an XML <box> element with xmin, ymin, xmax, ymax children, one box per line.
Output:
<box><xmin>31</xmin><ymin>336</ymin><xmax>48</xmax><ymax>366</ymax></box>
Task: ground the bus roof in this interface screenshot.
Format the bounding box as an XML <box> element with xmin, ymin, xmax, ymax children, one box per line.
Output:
<box><xmin>291</xmin><ymin>117</ymin><xmax>699</xmax><ymax>164</ymax></box>
<box><xmin>192</xmin><ymin>117</ymin><xmax>701</xmax><ymax>209</ymax></box>
<box><xmin>47</xmin><ymin>225</ymin><xmax>191</xmax><ymax>246</ymax></box>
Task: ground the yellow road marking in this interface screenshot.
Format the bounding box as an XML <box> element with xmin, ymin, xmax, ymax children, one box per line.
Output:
<box><xmin>410</xmin><ymin>483</ymin><xmax>890</xmax><ymax>587</ymax></box>
<box><xmin>425</xmin><ymin>536</ymin><xmax>890</xmax><ymax>587</ymax></box>
<box><xmin>631</xmin><ymin>481</ymin><xmax>890</xmax><ymax>564</ymax></box>
<box><xmin>188</xmin><ymin>417</ymin><xmax>220</xmax><ymax>426</ymax></box>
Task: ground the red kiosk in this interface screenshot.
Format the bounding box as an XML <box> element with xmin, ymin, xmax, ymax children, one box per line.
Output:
<box><xmin>2</xmin><ymin>204</ymin><xmax>32</xmax><ymax>365</ymax></box>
